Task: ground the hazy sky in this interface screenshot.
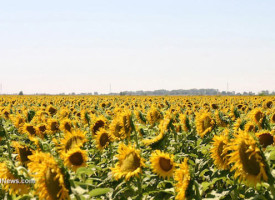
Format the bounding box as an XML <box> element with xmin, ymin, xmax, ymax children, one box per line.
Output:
<box><xmin>0</xmin><ymin>0</ymin><xmax>274</xmax><ymax>94</ymax></box>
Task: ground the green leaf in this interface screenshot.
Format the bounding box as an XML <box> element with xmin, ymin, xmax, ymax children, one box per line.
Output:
<box><xmin>89</xmin><ymin>188</ymin><xmax>113</xmax><ymax>197</ymax></box>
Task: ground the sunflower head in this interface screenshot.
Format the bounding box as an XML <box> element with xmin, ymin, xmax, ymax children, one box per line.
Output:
<box><xmin>63</xmin><ymin>147</ymin><xmax>88</xmax><ymax>171</ymax></box>
<box><xmin>228</xmin><ymin>131</ymin><xmax>268</xmax><ymax>186</ymax></box>
<box><xmin>150</xmin><ymin>150</ymin><xmax>175</xmax><ymax>179</ymax></box>
<box><xmin>111</xmin><ymin>143</ymin><xmax>145</xmax><ymax>181</ymax></box>
<box><xmin>60</xmin><ymin>118</ymin><xmax>73</xmax><ymax>133</ymax></box>
<box><xmin>59</xmin><ymin>129</ymin><xmax>87</xmax><ymax>153</ymax></box>
<box><xmin>210</xmin><ymin>130</ymin><xmax>229</xmax><ymax>170</ymax></box>
<box><xmin>12</xmin><ymin>141</ymin><xmax>33</xmax><ymax>166</ymax></box>
<box><xmin>95</xmin><ymin>129</ymin><xmax>113</xmax><ymax>150</ymax></box>
<box><xmin>174</xmin><ymin>158</ymin><xmax>191</xmax><ymax>200</ymax></box>
<box><xmin>256</xmin><ymin>130</ymin><xmax>275</xmax><ymax>148</ymax></box>
<box><xmin>195</xmin><ymin>112</ymin><xmax>215</xmax><ymax>137</ymax></box>
<box><xmin>91</xmin><ymin>116</ymin><xmax>107</xmax><ymax>136</ymax></box>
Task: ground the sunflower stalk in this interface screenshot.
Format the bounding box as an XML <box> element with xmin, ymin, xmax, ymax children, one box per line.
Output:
<box><xmin>194</xmin><ymin>180</ymin><xmax>201</xmax><ymax>200</ymax></box>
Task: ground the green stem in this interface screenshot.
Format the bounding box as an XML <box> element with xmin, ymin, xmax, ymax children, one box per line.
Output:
<box><xmin>194</xmin><ymin>180</ymin><xmax>201</xmax><ymax>200</ymax></box>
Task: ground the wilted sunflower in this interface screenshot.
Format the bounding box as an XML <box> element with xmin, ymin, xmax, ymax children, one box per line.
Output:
<box><xmin>0</xmin><ymin>162</ymin><xmax>30</xmax><ymax>195</ymax></box>
<box><xmin>28</xmin><ymin>152</ymin><xmax>69</xmax><ymax>200</ymax></box>
<box><xmin>150</xmin><ymin>150</ymin><xmax>175</xmax><ymax>179</ymax></box>
<box><xmin>174</xmin><ymin>158</ymin><xmax>190</xmax><ymax>200</ymax></box>
<box><xmin>228</xmin><ymin>131</ymin><xmax>268</xmax><ymax>186</ymax></box>
<box><xmin>111</xmin><ymin>143</ymin><xmax>145</xmax><ymax>181</ymax></box>
<box><xmin>195</xmin><ymin>112</ymin><xmax>215</xmax><ymax>137</ymax></box>
<box><xmin>256</xmin><ymin>130</ymin><xmax>275</xmax><ymax>148</ymax></box>
<box><xmin>63</xmin><ymin>147</ymin><xmax>88</xmax><ymax>171</ymax></box>
<box><xmin>210</xmin><ymin>130</ymin><xmax>229</xmax><ymax>170</ymax></box>
<box><xmin>95</xmin><ymin>128</ymin><xmax>113</xmax><ymax>150</ymax></box>
<box><xmin>59</xmin><ymin>129</ymin><xmax>87</xmax><ymax>153</ymax></box>
<box><xmin>12</xmin><ymin>141</ymin><xmax>33</xmax><ymax>166</ymax></box>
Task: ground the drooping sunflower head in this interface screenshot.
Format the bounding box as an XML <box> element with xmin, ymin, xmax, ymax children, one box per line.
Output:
<box><xmin>249</xmin><ymin>108</ymin><xmax>265</xmax><ymax>128</ymax></box>
<box><xmin>95</xmin><ymin>128</ymin><xmax>113</xmax><ymax>150</ymax></box>
<box><xmin>12</xmin><ymin>141</ymin><xmax>33</xmax><ymax>166</ymax></box>
<box><xmin>195</xmin><ymin>112</ymin><xmax>215</xmax><ymax>137</ymax></box>
<box><xmin>63</xmin><ymin>147</ymin><xmax>88</xmax><ymax>171</ymax></box>
<box><xmin>28</xmin><ymin>152</ymin><xmax>69</xmax><ymax>200</ymax></box>
<box><xmin>228</xmin><ymin>130</ymin><xmax>268</xmax><ymax>186</ymax></box>
<box><xmin>174</xmin><ymin>158</ymin><xmax>191</xmax><ymax>200</ymax></box>
<box><xmin>150</xmin><ymin>150</ymin><xmax>175</xmax><ymax>179</ymax></box>
<box><xmin>210</xmin><ymin>129</ymin><xmax>230</xmax><ymax>170</ymax></box>
<box><xmin>111</xmin><ymin>143</ymin><xmax>145</xmax><ymax>181</ymax></box>
<box><xmin>256</xmin><ymin>130</ymin><xmax>275</xmax><ymax>148</ymax></box>
<box><xmin>0</xmin><ymin>162</ymin><xmax>30</xmax><ymax>195</ymax></box>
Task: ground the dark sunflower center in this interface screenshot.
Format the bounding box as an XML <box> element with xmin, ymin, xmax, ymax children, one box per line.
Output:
<box><xmin>266</xmin><ymin>101</ymin><xmax>273</xmax><ymax>108</ymax></box>
<box><xmin>64</xmin><ymin>123</ymin><xmax>71</xmax><ymax>132</ymax></box>
<box><xmin>19</xmin><ymin>147</ymin><xmax>32</xmax><ymax>163</ymax></box>
<box><xmin>45</xmin><ymin>168</ymin><xmax>62</xmax><ymax>200</ymax></box>
<box><xmin>255</xmin><ymin>112</ymin><xmax>263</xmax><ymax>122</ymax></box>
<box><xmin>69</xmin><ymin>152</ymin><xmax>84</xmax><ymax>166</ymax></box>
<box><xmin>26</xmin><ymin>126</ymin><xmax>36</xmax><ymax>135</ymax></box>
<box><xmin>51</xmin><ymin>122</ymin><xmax>59</xmax><ymax>131</ymax></box>
<box><xmin>99</xmin><ymin>133</ymin><xmax>109</xmax><ymax>147</ymax></box>
<box><xmin>259</xmin><ymin>133</ymin><xmax>274</xmax><ymax>148</ymax></box>
<box><xmin>211</xmin><ymin>104</ymin><xmax>218</xmax><ymax>109</ymax></box>
<box><xmin>239</xmin><ymin>142</ymin><xmax>260</xmax><ymax>176</ymax></box>
<box><xmin>247</xmin><ymin>125</ymin><xmax>254</xmax><ymax>132</ymax></box>
<box><xmin>272</xmin><ymin>114</ymin><xmax>275</xmax><ymax>122</ymax></box>
<box><xmin>48</xmin><ymin>107</ymin><xmax>57</xmax><ymax>115</ymax></box>
<box><xmin>93</xmin><ymin>120</ymin><xmax>104</xmax><ymax>134</ymax></box>
<box><xmin>39</xmin><ymin>125</ymin><xmax>46</xmax><ymax>133</ymax></box>
<box><xmin>159</xmin><ymin>157</ymin><xmax>173</xmax><ymax>172</ymax></box>
<box><xmin>120</xmin><ymin>152</ymin><xmax>140</xmax><ymax>172</ymax></box>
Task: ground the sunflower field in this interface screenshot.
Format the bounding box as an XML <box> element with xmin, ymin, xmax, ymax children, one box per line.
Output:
<box><xmin>0</xmin><ymin>95</ymin><xmax>275</xmax><ymax>200</ymax></box>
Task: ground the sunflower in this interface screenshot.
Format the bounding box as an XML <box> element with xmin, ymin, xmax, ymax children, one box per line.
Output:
<box><xmin>227</xmin><ymin>131</ymin><xmax>268</xmax><ymax>186</ymax></box>
<box><xmin>60</xmin><ymin>118</ymin><xmax>73</xmax><ymax>133</ymax></box>
<box><xmin>59</xmin><ymin>129</ymin><xmax>87</xmax><ymax>153</ymax></box>
<box><xmin>109</xmin><ymin>118</ymin><xmax>125</xmax><ymax>140</ymax></box>
<box><xmin>174</xmin><ymin>158</ymin><xmax>190</xmax><ymax>200</ymax></box>
<box><xmin>178</xmin><ymin>114</ymin><xmax>190</xmax><ymax>132</ymax></box>
<box><xmin>63</xmin><ymin>147</ymin><xmax>88</xmax><ymax>171</ymax></box>
<box><xmin>111</xmin><ymin>143</ymin><xmax>145</xmax><ymax>181</ymax></box>
<box><xmin>244</xmin><ymin>121</ymin><xmax>256</xmax><ymax>133</ymax></box>
<box><xmin>146</xmin><ymin>107</ymin><xmax>163</xmax><ymax>126</ymax></box>
<box><xmin>12</xmin><ymin>141</ymin><xmax>33</xmax><ymax>166</ymax></box>
<box><xmin>270</xmin><ymin>113</ymin><xmax>275</xmax><ymax>124</ymax></box>
<box><xmin>256</xmin><ymin>130</ymin><xmax>275</xmax><ymax>148</ymax></box>
<box><xmin>23</xmin><ymin>123</ymin><xmax>38</xmax><ymax>137</ymax></box>
<box><xmin>47</xmin><ymin>118</ymin><xmax>60</xmax><ymax>134</ymax></box>
<box><xmin>28</xmin><ymin>152</ymin><xmax>69</xmax><ymax>200</ymax></box>
<box><xmin>37</xmin><ymin>123</ymin><xmax>48</xmax><ymax>136</ymax></box>
<box><xmin>46</xmin><ymin>105</ymin><xmax>57</xmax><ymax>116</ymax></box>
<box><xmin>119</xmin><ymin>110</ymin><xmax>133</xmax><ymax>138</ymax></box>
<box><xmin>95</xmin><ymin>128</ymin><xmax>113</xmax><ymax>150</ymax></box>
<box><xmin>0</xmin><ymin>162</ymin><xmax>30</xmax><ymax>195</ymax></box>
<box><xmin>150</xmin><ymin>150</ymin><xmax>175</xmax><ymax>179</ymax></box>
<box><xmin>91</xmin><ymin>116</ymin><xmax>107</xmax><ymax>136</ymax></box>
<box><xmin>210</xmin><ymin>130</ymin><xmax>229</xmax><ymax>170</ymax></box>
<box><xmin>10</xmin><ymin>114</ymin><xmax>25</xmax><ymax>132</ymax></box>
<box><xmin>249</xmin><ymin>108</ymin><xmax>265</xmax><ymax>128</ymax></box>
<box><xmin>142</xmin><ymin>131</ymin><xmax>165</xmax><ymax>146</ymax></box>
<box><xmin>233</xmin><ymin>118</ymin><xmax>243</xmax><ymax>132</ymax></box>
<box><xmin>195</xmin><ymin>112</ymin><xmax>215</xmax><ymax>137</ymax></box>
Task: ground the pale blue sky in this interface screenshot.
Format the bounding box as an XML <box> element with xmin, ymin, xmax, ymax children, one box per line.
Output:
<box><xmin>0</xmin><ymin>0</ymin><xmax>274</xmax><ymax>94</ymax></box>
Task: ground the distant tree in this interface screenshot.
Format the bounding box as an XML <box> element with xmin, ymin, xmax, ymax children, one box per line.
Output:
<box><xmin>19</xmin><ymin>91</ymin><xmax>23</xmax><ymax>95</ymax></box>
<box><xmin>94</xmin><ymin>92</ymin><xmax>98</xmax><ymax>95</ymax></box>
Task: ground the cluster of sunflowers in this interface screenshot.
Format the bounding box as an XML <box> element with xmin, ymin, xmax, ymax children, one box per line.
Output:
<box><xmin>0</xmin><ymin>95</ymin><xmax>275</xmax><ymax>199</ymax></box>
